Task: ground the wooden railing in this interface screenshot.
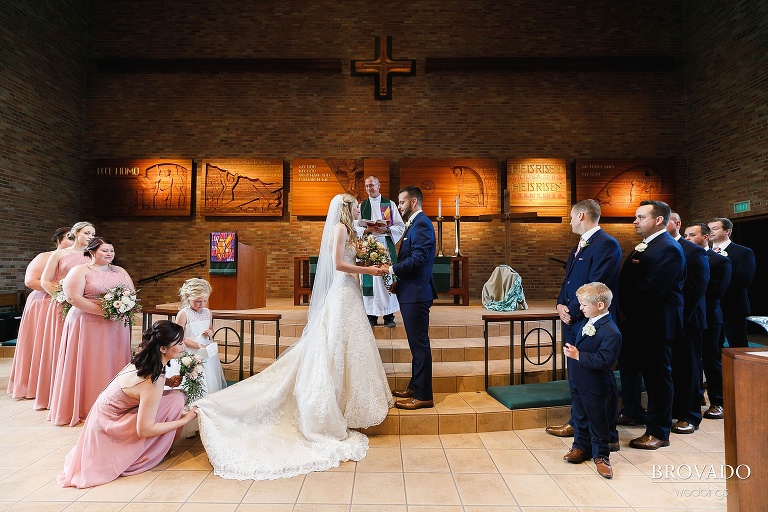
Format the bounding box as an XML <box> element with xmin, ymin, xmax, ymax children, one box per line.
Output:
<box><xmin>142</xmin><ymin>307</ymin><xmax>281</xmax><ymax>381</ymax></box>
<box><xmin>482</xmin><ymin>312</ymin><xmax>563</xmax><ymax>389</ymax></box>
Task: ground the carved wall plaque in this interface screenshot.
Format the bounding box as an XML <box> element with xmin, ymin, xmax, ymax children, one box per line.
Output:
<box><xmin>291</xmin><ymin>158</ymin><xmax>390</xmax><ymax>216</ymax></box>
<box><xmin>94</xmin><ymin>159</ymin><xmax>193</xmax><ymax>217</ymax></box>
<box><xmin>506</xmin><ymin>158</ymin><xmax>568</xmax><ymax>216</ymax></box>
<box><xmin>399</xmin><ymin>158</ymin><xmax>499</xmax><ymax>217</ymax></box>
<box><xmin>202</xmin><ymin>159</ymin><xmax>284</xmax><ymax>216</ymax></box>
<box><xmin>574</xmin><ymin>159</ymin><xmax>676</xmax><ymax>217</ymax></box>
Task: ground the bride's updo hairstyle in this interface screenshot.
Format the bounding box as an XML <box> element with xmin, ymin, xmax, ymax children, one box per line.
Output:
<box><xmin>67</xmin><ymin>221</ymin><xmax>95</xmax><ymax>242</ymax></box>
<box><xmin>340</xmin><ymin>193</ymin><xmax>357</xmax><ymax>240</ymax></box>
<box><xmin>132</xmin><ymin>320</ymin><xmax>184</xmax><ymax>382</ymax></box>
<box><xmin>179</xmin><ymin>278</ymin><xmax>213</xmax><ymax>308</ymax></box>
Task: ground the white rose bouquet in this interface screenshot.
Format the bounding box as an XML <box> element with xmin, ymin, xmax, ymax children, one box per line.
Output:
<box><xmin>100</xmin><ymin>284</ymin><xmax>141</xmax><ymax>326</ymax></box>
<box><xmin>356</xmin><ymin>234</ymin><xmax>393</xmax><ymax>288</ymax></box>
<box><xmin>50</xmin><ymin>283</ymin><xmax>72</xmax><ymax>320</ymax></box>
<box><xmin>178</xmin><ymin>351</ymin><xmax>205</xmax><ymax>405</ymax></box>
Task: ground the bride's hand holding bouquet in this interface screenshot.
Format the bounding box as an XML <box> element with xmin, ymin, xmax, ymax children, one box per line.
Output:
<box><xmin>356</xmin><ymin>235</ymin><xmax>392</xmax><ymax>281</ymax></box>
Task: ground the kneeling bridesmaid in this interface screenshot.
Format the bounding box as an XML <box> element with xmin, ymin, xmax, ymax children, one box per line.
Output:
<box><xmin>58</xmin><ymin>320</ymin><xmax>198</xmax><ymax>489</ymax></box>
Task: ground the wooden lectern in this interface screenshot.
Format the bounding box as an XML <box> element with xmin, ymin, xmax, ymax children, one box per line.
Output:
<box><xmin>209</xmin><ymin>243</ymin><xmax>266</xmax><ymax>310</ymax></box>
<box><xmin>722</xmin><ymin>347</ymin><xmax>768</xmax><ymax>512</ymax></box>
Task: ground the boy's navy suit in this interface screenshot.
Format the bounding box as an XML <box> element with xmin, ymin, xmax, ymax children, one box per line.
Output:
<box><xmin>569</xmin><ymin>315</ymin><xmax>622</xmax><ymax>459</ymax></box>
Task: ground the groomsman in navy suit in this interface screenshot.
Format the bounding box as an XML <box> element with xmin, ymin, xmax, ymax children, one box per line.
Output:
<box><xmin>385</xmin><ymin>186</ymin><xmax>437</xmax><ymax>410</ymax></box>
<box><xmin>707</xmin><ymin>217</ymin><xmax>756</xmax><ymax>348</ymax></box>
<box><xmin>546</xmin><ymin>199</ymin><xmax>621</xmax><ymax>444</ymax></box>
<box><xmin>666</xmin><ymin>213</ymin><xmax>709</xmax><ymax>434</ymax></box>
<box><xmin>683</xmin><ymin>223</ymin><xmax>731</xmax><ymax>420</ymax></box>
<box><xmin>618</xmin><ymin>200</ymin><xmax>685</xmax><ymax>450</ymax></box>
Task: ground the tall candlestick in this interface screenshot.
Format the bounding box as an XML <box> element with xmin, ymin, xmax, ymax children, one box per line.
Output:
<box><xmin>455</xmin><ymin>196</ymin><xmax>459</xmax><ymax>216</ymax></box>
<box><xmin>438</xmin><ymin>198</ymin><xmax>442</xmax><ymax>218</ymax></box>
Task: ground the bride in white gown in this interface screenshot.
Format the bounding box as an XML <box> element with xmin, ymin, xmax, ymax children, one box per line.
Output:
<box><xmin>196</xmin><ymin>193</ymin><xmax>394</xmax><ymax>480</ymax></box>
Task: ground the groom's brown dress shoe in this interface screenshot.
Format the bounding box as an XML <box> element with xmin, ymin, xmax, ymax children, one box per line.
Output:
<box><xmin>594</xmin><ymin>457</ymin><xmax>613</xmax><ymax>479</ymax></box>
<box><xmin>629</xmin><ymin>434</ymin><xmax>669</xmax><ymax>450</ymax></box>
<box><xmin>545</xmin><ymin>423</ymin><xmax>574</xmax><ymax>437</ymax></box>
<box><xmin>394</xmin><ymin>398</ymin><xmax>434</xmax><ymax>410</ymax></box>
<box><xmin>391</xmin><ymin>389</ymin><xmax>414</xmax><ymax>398</ymax></box>
<box><xmin>563</xmin><ymin>448</ymin><xmax>591</xmax><ymax>463</ymax></box>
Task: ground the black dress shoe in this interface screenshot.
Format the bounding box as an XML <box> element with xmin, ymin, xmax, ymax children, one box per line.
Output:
<box><xmin>384</xmin><ymin>320</ymin><xmax>396</xmax><ymax>328</ymax></box>
<box><xmin>545</xmin><ymin>423</ymin><xmax>574</xmax><ymax>437</ymax></box>
<box><xmin>617</xmin><ymin>414</ymin><xmax>645</xmax><ymax>426</ymax></box>
<box><xmin>671</xmin><ymin>420</ymin><xmax>698</xmax><ymax>434</ymax></box>
<box><xmin>563</xmin><ymin>447</ymin><xmax>591</xmax><ymax>463</ymax></box>
<box><xmin>703</xmin><ymin>405</ymin><xmax>724</xmax><ymax>419</ymax></box>
<box><xmin>391</xmin><ymin>388</ymin><xmax>414</xmax><ymax>398</ymax></box>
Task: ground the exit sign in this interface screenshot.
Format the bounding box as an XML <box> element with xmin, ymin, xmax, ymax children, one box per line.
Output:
<box><xmin>733</xmin><ymin>200</ymin><xmax>751</xmax><ymax>213</ymax></box>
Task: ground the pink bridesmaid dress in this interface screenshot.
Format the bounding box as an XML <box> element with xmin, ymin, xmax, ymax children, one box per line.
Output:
<box><xmin>33</xmin><ymin>250</ymin><xmax>90</xmax><ymax>410</ymax></box>
<box><xmin>48</xmin><ymin>266</ymin><xmax>133</xmax><ymax>426</ymax></box>
<box><xmin>58</xmin><ymin>376</ymin><xmax>185</xmax><ymax>488</ymax></box>
<box><xmin>6</xmin><ymin>290</ymin><xmax>48</xmax><ymax>398</ymax></box>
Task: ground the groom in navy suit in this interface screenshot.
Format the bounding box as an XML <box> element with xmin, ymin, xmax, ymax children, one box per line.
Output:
<box><xmin>546</xmin><ymin>199</ymin><xmax>622</xmax><ymax>443</ymax></box>
<box><xmin>618</xmin><ymin>200</ymin><xmax>685</xmax><ymax>450</ymax></box>
<box><xmin>385</xmin><ymin>186</ymin><xmax>437</xmax><ymax>410</ymax></box>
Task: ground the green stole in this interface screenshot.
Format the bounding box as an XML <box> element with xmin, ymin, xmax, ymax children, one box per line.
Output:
<box><xmin>360</xmin><ymin>197</ymin><xmax>398</xmax><ymax>296</ymax></box>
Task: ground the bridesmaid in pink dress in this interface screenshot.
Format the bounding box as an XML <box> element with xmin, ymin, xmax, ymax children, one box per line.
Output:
<box><xmin>7</xmin><ymin>227</ymin><xmax>72</xmax><ymax>399</ymax></box>
<box><xmin>49</xmin><ymin>237</ymin><xmax>135</xmax><ymax>426</ymax></box>
<box><xmin>35</xmin><ymin>221</ymin><xmax>95</xmax><ymax>410</ymax></box>
<box><xmin>58</xmin><ymin>320</ymin><xmax>197</xmax><ymax>488</ymax></box>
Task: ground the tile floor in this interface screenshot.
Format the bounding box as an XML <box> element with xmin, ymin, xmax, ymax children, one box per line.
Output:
<box><xmin>0</xmin><ymin>359</ymin><xmax>729</xmax><ymax>511</ymax></box>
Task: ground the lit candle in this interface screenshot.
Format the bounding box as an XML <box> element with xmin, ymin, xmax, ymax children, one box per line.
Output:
<box><xmin>455</xmin><ymin>196</ymin><xmax>459</xmax><ymax>216</ymax></box>
<box><xmin>438</xmin><ymin>198</ymin><xmax>442</xmax><ymax>218</ymax></box>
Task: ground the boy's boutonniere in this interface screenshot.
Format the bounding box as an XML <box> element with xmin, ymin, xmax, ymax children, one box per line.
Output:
<box><xmin>635</xmin><ymin>241</ymin><xmax>648</xmax><ymax>252</ymax></box>
<box><xmin>582</xmin><ymin>324</ymin><xmax>596</xmax><ymax>337</ymax></box>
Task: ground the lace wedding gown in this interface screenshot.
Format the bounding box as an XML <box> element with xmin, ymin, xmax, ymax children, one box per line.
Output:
<box><xmin>196</xmin><ymin>242</ymin><xmax>393</xmax><ymax>480</ymax></box>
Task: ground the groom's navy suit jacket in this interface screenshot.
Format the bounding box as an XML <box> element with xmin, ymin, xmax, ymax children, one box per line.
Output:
<box><xmin>557</xmin><ymin>229</ymin><xmax>622</xmax><ymax>342</ymax></box>
<box><xmin>393</xmin><ymin>212</ymin><xmax>437</xmax><ymax>304</ymax></box>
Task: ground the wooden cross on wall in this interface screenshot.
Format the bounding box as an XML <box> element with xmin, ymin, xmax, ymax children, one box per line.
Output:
<box><xmin>352</xmin><ymin>36</ymin><xmax>415</xmax><ymax>100</ymax></box>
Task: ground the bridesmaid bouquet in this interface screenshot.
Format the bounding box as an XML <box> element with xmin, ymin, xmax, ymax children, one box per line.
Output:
<box><xmin>101</xmin><ymin>284</ymin><xmax>141</xmax><ymax>326</ymax></box>
<box><xmin>178</xmin><ymin>352</ymin><xmax>205</xmax><ymax>405</ymax></box>
<box><xmin>50</xmin><ymin>283</ymin><xmax>72</xmax><ymax>319</ymax></box>
<box><xmin>356</xmin><ymin>234</ymin><xmax>393</xmax><ymax>287</ymax></box>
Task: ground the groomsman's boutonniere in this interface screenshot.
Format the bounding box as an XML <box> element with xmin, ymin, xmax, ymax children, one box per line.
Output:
<box><xmin>582</xmin><ymin>324</ymin><xmax>596</xmax><ymax>337</ymax></box>
<box><xmin>720</xmin><ymin>250</ymin><xmax>728</xmax><ymax>257</ymax></box>
<box><xmin>635</xmin><ymin>242</ymin><xmax>648</xmax><ymax>252</ymax></box>
<box><xmin>578</xmin><ymin>239</ymin><xmax>589</xmax><ymax>249</ymax></box>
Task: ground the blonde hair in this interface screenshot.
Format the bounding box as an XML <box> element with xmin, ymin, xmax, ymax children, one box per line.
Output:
<box><xmin>340</xmin><ymin>193</ymin><xmax>357</xmax><ymax>240</ymax></box>
<box><xmin>67</xmin><ymin>221</ymin><xmax>94</xmax><ymax>241</ymax></box>
<box><xmin>179</xmin><ymin>278</ymin><xmax>213</xmax><ymax>308</ymax></box>
<box><xmin>575</xmin><ymin>282</ymin><xmax>613</xmax><ymax>308</ymax></box>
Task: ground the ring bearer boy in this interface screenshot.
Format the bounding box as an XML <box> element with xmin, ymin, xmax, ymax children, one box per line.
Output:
<box><xmin>562</xmin><ymin>282</ymin><xmax>622</xmax><ymax>479</ymax></box>
<box><xmin>355</xmin><ymin>175</ymin><xmax>406</xmax><ymax>327</ymax></box>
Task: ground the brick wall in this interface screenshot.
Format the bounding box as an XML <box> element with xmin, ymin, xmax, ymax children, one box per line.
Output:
<box><xmin>685</xmin><ymin>0</ymin><xmax>768</xmax><ymax>222</ymax></box>
<box><xmin>0</xmin><ymin>0</ymin><xmax>88</xmax><ymax>292</ymax></box>
<box><xmin>80</xmin><ymin>0</ymin><xmax>689</xmax><ymax>306</ymax></box>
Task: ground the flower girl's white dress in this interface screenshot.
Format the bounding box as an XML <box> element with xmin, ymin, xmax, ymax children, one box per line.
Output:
<box><xmin>168</xmin><ymin>306</ymin><xmax>227</xmax><ymax>437</ymax></box>
<box><xmin>195</xmin><ymin>242</ymin><xmax>393</xmax><ymax>480</ymax></box>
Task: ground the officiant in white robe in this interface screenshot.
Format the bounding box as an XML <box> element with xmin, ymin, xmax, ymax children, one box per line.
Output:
<box><xmin>355</xmin><ymin>176</ymin><xmax>405</xmax><ymax>327</ymax></box>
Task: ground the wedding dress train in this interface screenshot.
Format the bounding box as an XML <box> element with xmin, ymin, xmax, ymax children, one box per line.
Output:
<box><xmin>196</xmin><ymin>242</ymin><xmax>393</xmax><ymax>480</ymax></box>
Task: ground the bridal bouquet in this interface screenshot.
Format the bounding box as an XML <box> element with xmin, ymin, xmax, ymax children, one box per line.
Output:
<box><xmin>101</xmin><ymin>284</ymin><xmax>141</xmax><ymax>326</ymax></box>
<box><xmin>50</xmin><ymin>283</ymin><xmax>72</xmax><ymax>320</ymax></box>
<box><xmin>178</xmin><ymin>352</ymin><xmax>205</xmax><ymax>405</ymax></box>
<box><xmin>356</xmin><ymin>235</ymin><xmax>393</xmax><ymax>288</ymax></box>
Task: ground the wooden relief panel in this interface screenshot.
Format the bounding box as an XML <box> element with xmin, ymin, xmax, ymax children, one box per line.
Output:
<box><xmin>399</xmin><ymin>158</ymin><xmax>499</xmax><ymax>217</ymax></box>
<box><xmin>202</xmin><ymin>159</ymin><xmax>284</xmax><ymax>216</ymax></box>
<box><xmin>291</xmin><ymin>158</ymin><xmax>390</xmax><ymax>216</ymax></box>
<box><xmin>574</xmin><ymin>159</ymin><xmax>676</xmax><ymax>217</ymax></box>
<box><xmin>94</xmin><ymin>159</ymin><xmax>192</xmax><ymax>217</ymax></box>
<box><xmin>506</xmin><ymin>158</ymin><xmax>568</xmax><ymax>216</ymax></box>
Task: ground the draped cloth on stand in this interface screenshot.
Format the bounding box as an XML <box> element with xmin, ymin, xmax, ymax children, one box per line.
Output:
<box><xmin>482</xmin><ymin>265</ymin><xmax>528</xmax><ymax>311</ymax></box>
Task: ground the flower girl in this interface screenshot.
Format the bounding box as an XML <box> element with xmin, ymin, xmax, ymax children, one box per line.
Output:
<box><xmin>168</xmin><ymin>278</ymin><xmax>227</xmax><ymax>437</ymax></box>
